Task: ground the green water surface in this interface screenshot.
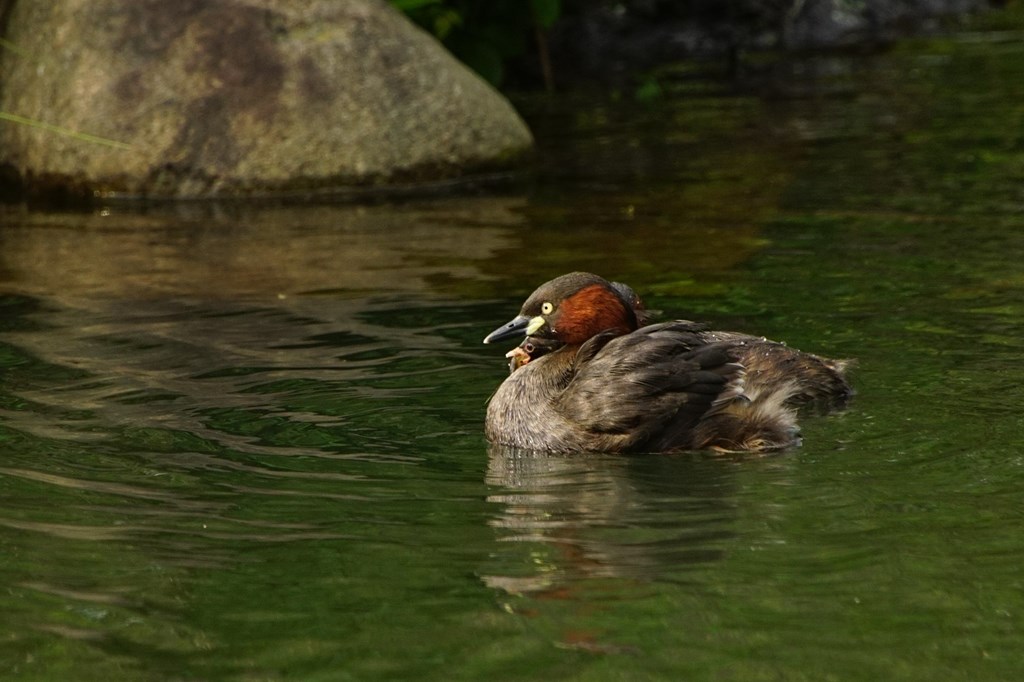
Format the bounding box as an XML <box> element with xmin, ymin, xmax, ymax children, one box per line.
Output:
<box><xmin>3</xmin><ymin>13</ymin><xmax>1024</xmax><ymax>681</ymax></box>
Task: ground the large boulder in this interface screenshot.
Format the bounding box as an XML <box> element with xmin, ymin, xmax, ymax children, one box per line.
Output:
<box><xmin>0</xmin><ymin>0</ymin><xmax>533</xmax><ymax>200</ymax></box>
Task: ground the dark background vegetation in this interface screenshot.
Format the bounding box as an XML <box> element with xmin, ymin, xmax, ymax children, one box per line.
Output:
<box><xmin>392</xmin><ymin>0</ymin><xmax>1000</xmax><ymax>89</ymax></box>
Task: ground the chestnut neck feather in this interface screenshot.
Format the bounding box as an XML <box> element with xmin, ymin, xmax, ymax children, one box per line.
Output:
<box><xmin>555</xmin><ymin>284</ymin><xmax>637</xmax><ymax>344</ymax></box>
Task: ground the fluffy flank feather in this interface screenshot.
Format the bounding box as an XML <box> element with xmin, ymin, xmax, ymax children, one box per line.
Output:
<box><xmin>695</xmin><ymin>379</ymin><xmax>804</xmax><ymax>452</ymax></box>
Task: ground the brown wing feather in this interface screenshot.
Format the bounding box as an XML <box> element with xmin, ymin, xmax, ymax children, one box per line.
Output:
<box><xmin>556</xmin><ymin>323</ymin><xmax>743</xmax><ymax>452</ymax></box>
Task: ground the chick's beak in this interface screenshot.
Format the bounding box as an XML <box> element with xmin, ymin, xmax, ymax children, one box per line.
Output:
<box><xmin>483</xmin><ymin>315</ymin><xmax>531</xmax><ymax>344</ymax></box>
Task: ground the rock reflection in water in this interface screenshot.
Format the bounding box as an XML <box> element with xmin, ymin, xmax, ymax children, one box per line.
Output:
<box><xmin>483</xmin><ymin>445</ymin><xmax>737</xmax><ymax>596</ymax></box>
<box><xmin>0</xmin><ymin>198</ymin><xmax>522</xmax><ymax>300</ymax></box>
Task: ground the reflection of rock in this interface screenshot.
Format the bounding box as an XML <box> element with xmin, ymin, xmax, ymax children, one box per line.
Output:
<box><xmin>0</xmin><ymin>199</ymin><xmax>524</xmax><ymax>447</ymax></box>
<box><xmin>0</xmin><ymin>0</ymin><xmax>532</xmax><ymax>199</ymax></box>
<box><xmin>0</xmin><ymin>199</ymin><xmax>523</xmax><ymax>299</ymax></box>
<box><xmin>482</xmin><ymin>445</ymin><xmax>736</xmax><ymax>596</ymax></box>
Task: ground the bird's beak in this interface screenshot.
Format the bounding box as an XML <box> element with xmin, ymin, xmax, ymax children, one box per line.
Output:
<box><xmin>483</xmin><ymin>315</ymin><xmax>531</xmax><ymax>344</ymax></box>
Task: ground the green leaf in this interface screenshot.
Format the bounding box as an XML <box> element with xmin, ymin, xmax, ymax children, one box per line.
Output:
<box><xmin>389</xmin><ymin>0</ymin><xmax>442</xmax><ymax>11</ymax></box>
<box><xmin>432</xmin><ymin>9</ymin><xmax>462</xmax><ymax>41</ymax></box>
<box><xmin>450</xmin><ymin>39</ymin><xmax>504</xmax><ymax>86</ymax></box>
<box><xmin>530</xmin><ymin>0</ymin><xmax>561</xmax><ymax>28</ymax></box>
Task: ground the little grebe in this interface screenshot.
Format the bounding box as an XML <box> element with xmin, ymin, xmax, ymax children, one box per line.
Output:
<box><xmin>483</xmin><ymin>272</ymin><xmax>851</xmax><ymax>453</ymax></box>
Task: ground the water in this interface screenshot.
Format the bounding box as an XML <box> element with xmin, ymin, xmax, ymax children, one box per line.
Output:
<box><xmin>4</xmin><ymin>16</ymin><xmax>1024</xmax><ymax>681</ymax></box>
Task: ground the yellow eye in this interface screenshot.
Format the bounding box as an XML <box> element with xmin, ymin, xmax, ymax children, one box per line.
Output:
<box><xmin>541</xmin><ymin>302</ymin><xmax>554</xmax><ymax>315</ymax></box>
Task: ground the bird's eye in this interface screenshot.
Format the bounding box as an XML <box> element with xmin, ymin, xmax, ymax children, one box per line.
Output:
<box><xmin>541</xmin><ymin>302</ymin><xmax>554</xmax><ymax>315</ymax></box>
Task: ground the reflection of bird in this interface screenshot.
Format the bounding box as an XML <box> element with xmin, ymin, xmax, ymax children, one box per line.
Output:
<box><xmin>483</xmin><ymin>272</ymin><xmax>851</xmax><ymax>453</ymax></box>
